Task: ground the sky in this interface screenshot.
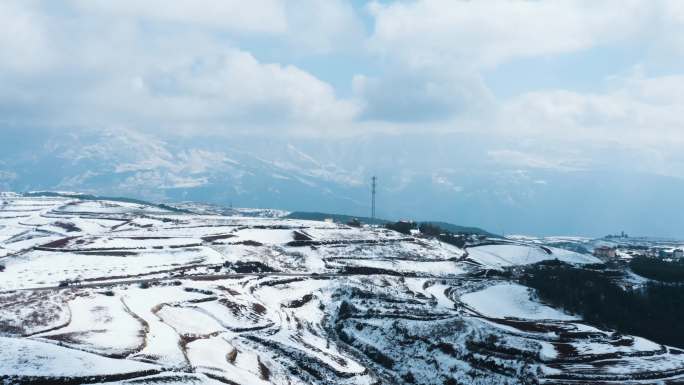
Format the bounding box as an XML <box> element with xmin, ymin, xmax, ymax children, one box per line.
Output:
<box><xmin>1</xmin><ymin>0</ymin><xmax>684</xmax><ymax>237</ymax></box>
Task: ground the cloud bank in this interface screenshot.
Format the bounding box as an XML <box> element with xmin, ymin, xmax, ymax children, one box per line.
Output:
<box><xmin>1</xmin><ymin>0</ymin><xmax>684</xmax><ymax>236</ymax></box>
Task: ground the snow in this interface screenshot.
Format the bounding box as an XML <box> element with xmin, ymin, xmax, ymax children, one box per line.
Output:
<box><xmin>186</xmin><ymin>335</ymin><xmax>234</xmax><ymax>371</ymax></box>
<box><xmin>120</xmin><ymin>286</ymin><xmax>214</xmax><ymax>368</ymax></box>
<box><xmin>254</xmin><ymin>278</ymin><xmax>330</xmax><ymax>312</ymax></box>
<box><xmin>62</xmin><ymin>236</ymin><xmax>204</xmax><ymax>250</ymax></box>
<box><xmin>35</xmin><ymin>294</ymin><xmax>144</xmax><ymax>357</ymax></box>
<box><xmin>328</xmin><ymin>258</ymin><xmax>467</xmax><ymax>276</ymax></box>
<box><xmin>55</xmin><ymin>200</ymin><xmax>170</xmax><ymax>215</ymax></box>
<box><xmin>3</xmin><ymin>194</ymin><xmax>684</xmax><ymax>384</ymax></box>
<box><xmin>571</xmin><ymin>336</ymin><xmax>662</xmax><ymax>356</ymax></box>
<box><xmin>230</xmin><ymin>228</ymin><xmax>296</xmax><ymax>245</ymax></box>
<box><xmin>0</xmin><ymin>247</ymin><xmax>220</xmax><ymax>290</ymax></box>
<box><xmin>467</xmin><ymin>244</ymin><xmax>601</xmax><ymax>269</ymax></box>
<box><xmin>0</xmin><ymin>291</ymin><xmax>70</xmax><ymax>336</ymax></box>
<box><xmin>538</xmin><ymin>341</ymin><xmax>558</xmax><ymax>360</ymax></box>
<box><xmin>186</xmin><ymin>336</ymin><xmax>270</xmax><ymax>385</ymax></box>
<box><xmin>194</xmin><ymin>298</ymin><xmax>273</xmax><ymax>331</ymax></box>
<box><xmin>0</xmin><ymin>336</ymin><xmax>158</xmax><ymax>377</ymax></box>
<box><xmin>461</xmin><ymin>283</ymin><xmax>579</xmax><ymax>320</ymax></box>
<box><xmin>423</xmin><ymin>281</ymin><xmax>456</xmax><ymax>309</ymax></box>
<box><xmin>156</xmin><ymin>305</ymin><xmax>225</xmax><ymax>337</ymax></box>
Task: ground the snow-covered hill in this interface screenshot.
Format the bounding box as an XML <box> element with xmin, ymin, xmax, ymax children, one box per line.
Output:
<box><xmin>1</xmin><ymin>193</ymin><xmax>684</xmax><ymax>384</ymax></box>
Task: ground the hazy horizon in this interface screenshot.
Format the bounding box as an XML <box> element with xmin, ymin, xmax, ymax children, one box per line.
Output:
<box><xmin>2</xmin><ymin>1</ymin><xmax>684</xmax><ymax>237</ymax></box>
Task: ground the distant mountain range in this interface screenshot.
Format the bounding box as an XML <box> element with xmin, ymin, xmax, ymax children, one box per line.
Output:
<box><xmin>2</xmin><ymin>127</ymin><xmax>684</xmax><ymax>237</ymax></box>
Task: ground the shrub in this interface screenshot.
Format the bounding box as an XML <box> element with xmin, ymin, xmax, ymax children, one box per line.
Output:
<box><xmin>257</xmin><ymin>357</ymin><xmax>270</xmax><ymax>380</ymax></box>
<box><xmin>385</xmin><ymin>221</ymin><xmax>416</xmax><ymax>235</ymax></box>
<box><xmin>402</xmin><ymin>372</ymin><xmax>416</xmax><ymax>383</ymax></box>
<box><xmin>224</xmin><ymin>261</ymin><xmax>276</xmax><ymax>273</ymax></box>
<box><xmin>363</xmin><ymin>345</ymin><xmax>394</xmax><ymax>369</ymax></box>
<box><xmin>436</xmin><ymin>342</ymin><xmax>456</xmax><ymax>356</ymax></box>
<box><xmin>293</xmin><ymin>231</ymin><xmax>313</xmax><ymax>241</ymax></box>
<box><xmin>419</xmin><ymin>223</ymin><xmax>443</xmax><ymax>237</ymax></box>
<box><xmin>338</xmin><ymin>301</ymin><xmax>356</xmax><ymax>319</ymax></box>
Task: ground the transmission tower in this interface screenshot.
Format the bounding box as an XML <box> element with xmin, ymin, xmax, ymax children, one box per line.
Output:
<box><xmin>371</xmin><ymin>176</ymin><xmax>377</xmax><ymax>224</ymax></box>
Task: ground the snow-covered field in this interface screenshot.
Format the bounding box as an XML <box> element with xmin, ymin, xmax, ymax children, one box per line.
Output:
<box><xmin>1</xmin><ymin>193</ymin><xmax>683</xmax><ymax>385</ymax></box>
<box><xmin>460</xmin><ymin>283</ymin><xmax>579</xmax><ymax>320</ymax></box>
<box><xmin>467</xmin><ymin>244</ymin><xmax>601</xmax><ymax>269</ymax></box>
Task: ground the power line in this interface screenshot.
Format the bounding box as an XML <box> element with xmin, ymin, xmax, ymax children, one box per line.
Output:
<box><xmin>371</xmin><ymin>176</ymin><xmax>377</xmax><ymax>224</ymax></box>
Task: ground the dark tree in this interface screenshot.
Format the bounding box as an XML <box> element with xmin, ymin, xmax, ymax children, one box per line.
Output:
<box><xmin>385</xmin><ymin>221</ymin><xmax>416</xmax><ymax>235</ymax></box>
<box><xmin>520</xmin><ymin>264</ymin><xmax>684</xmax><ymax>348</ymax></box>
<box><xmin>630</xmin><ymin>256</ymin><xmax>684</xmax><ymax>282</ymax></box>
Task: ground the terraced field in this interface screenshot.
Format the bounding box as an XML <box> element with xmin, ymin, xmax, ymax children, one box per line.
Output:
<box><xmin>1</xmin><ymin>193</ymin><xmax>683</xmax><ymax>384</ymax></box>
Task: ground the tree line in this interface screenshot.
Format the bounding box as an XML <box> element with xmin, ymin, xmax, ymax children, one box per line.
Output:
<box><xmin>520</xmin><ymin>262</ymin><xmax>684</xmax><ymax>349</ymax></box>
<box><xmin>629</xmin><ymin>256</ymin><xmax>684</xmax><ymax>282</ymax></box>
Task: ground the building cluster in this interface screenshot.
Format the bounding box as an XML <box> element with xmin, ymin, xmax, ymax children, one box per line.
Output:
<box><xmin>594</xmin><ymin>245</ymin><xmax>684</xmax><ymax>261</ymax></box>
<box><xmin>593</xmin><ymin>246</ymin><xmax>616</xmax><ymax>259</ymax></box>
<box><xmin>652</xmin><ymin>247</ymin><xmax>684</xmax><ymax>259</ymax></box>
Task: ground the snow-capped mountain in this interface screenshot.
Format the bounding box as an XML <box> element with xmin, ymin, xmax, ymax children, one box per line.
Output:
<box><xmin>2</xmin><ymin>127</ymin><xmax>684</xmax><ymax>237</ymax></box>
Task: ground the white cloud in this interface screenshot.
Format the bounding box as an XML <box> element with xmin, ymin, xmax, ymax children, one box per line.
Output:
<box><xmin>355</xmin><ymin>1</ymin><xmax>660</xmax><ymax>124</ymax></box>
<box><xmin>499</xmin><ymin>72</ymin><xmax>684</xmax><ymax>145</ymax></box>
<box><xmin>0</xmin><ymin>1</ymin><xmax>361</xmax><ymax>136</ymax></box>
<box><xmin>0</xmin><ymin>1</ymin><xmax>56</xmax><ymax>73</ymax></box>
<box><xmin>70</xmin><ymin>0</ymin><xmax>364</xmax><ymax>54</ymax></box>
<box><xmin>83</xmin><ymin>49</ymin><xmax>359</xmax><ymax>133</ymax></box>
<box><xmin>0</xmin><ymin>0</ymin><xmax>683</xmax><ymax>153</ymax></box>
<box><xmin>356</xmin><ymin>0</ymin><xmax>684</xmax><ymax>124</ymax></box>
<box><xmin>69</xmin><ymin>0</ymin><xmax>289</xmax><ymax>34</ymax></box>
<box><xmin>282</xmin><ymin>0</ymin><xmax>366</xmax><ymax>54</ymax></box>
<box><xmin>367</xmin><ymin>0</ymin><xmax>650</xmax><ymax>69</ymax></box>
<box><xmin>485</xmin><ymin>71</ymin><xmax>684</xmax><ymax>178</ymax></box>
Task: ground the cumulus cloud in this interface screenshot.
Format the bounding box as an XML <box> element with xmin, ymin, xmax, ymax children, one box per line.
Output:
<box><xmin>357</xmin><ymin>0</ymin><xmax>684</xmax><ymax>127</ymax></box>
<box><xmin>0</xmin><ymin>1</ymin><xmax>56</xmax><ymax>73</ymax></box>
<box><xmin>70</xmin><ymin>0</ymin><xmax>365</xmax><ymax>54</ymax></box>
<box><xmin>367</xmin><ymin>0</ymin><xmax>651</xmax><ymax>69</ymax></box>
<box><xmin>70</xmin><ymin>0</ymin><xmax>289</xmax><ymax>34</ymax></box>
<box><xmin>0</xmin><ymin>0</ymin><xmax>683</xmax><ymax>160</ymax></box>
<box><xmin>88</xmin><ymin>50</ymin><xmax>359</xmax><ymax>133</ymax></box>
<box><xmin>498</xmin><ymin>72</ymin><xmax>684</xmax><ymax>145</ymax></box>
<box><xmin>482</xmin><ymin>69</ymin><xmax>684</xmax><ymax>179</ymax></box>
<box><xmin>0</xmin><ymin>0</ymin><xmax>362</xmax><ymax>136</ymax></box>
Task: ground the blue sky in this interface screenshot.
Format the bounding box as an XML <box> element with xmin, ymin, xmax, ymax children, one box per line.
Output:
<box><xmin>1</xmin><ymin>0</ymin><xmax>684</xmax><ymax>236</ymax></box>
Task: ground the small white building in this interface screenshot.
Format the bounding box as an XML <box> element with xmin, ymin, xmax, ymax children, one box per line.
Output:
<box><xmin>594</xmin><ymin>246</ymin><xmax>616</xmax><ymax>259</ymax></box>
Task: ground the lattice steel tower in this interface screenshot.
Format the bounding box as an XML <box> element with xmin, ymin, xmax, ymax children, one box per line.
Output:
<box><xmin>371</xmin><ymin>176</ymin><xmax>377</xmax><ymax>224</ymax></box>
